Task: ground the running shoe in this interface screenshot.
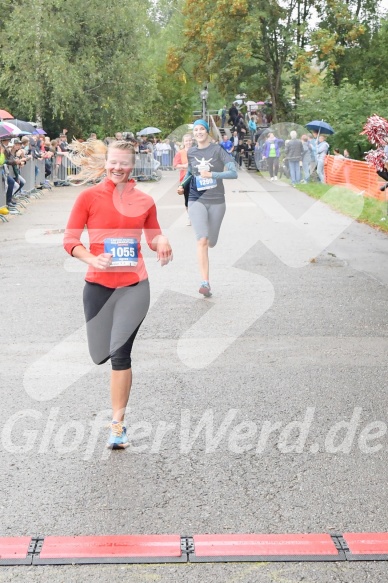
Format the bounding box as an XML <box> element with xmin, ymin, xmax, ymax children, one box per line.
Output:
<box><xmin>199</xmin><ymin>281</ymin><xmax>212</xmax><ymax>297</ymax></box>
<box><xmin>106</xmin><ymin>421</ymin><xmax>129</xmax><ymax>449</ymax></box>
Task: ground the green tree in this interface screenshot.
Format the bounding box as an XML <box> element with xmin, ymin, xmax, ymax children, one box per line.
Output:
<box><xmin>0</xmin><ymin>0</ymin><xmax>156</xmax><ymax>137</ymax></box>
<box><xmin>296</xmin><ymin>80</ymin><xmax>388</xmax><ymax>158</ymax></box>
<box><xmin>310</xmin><ymin>0</ymin><xmax>379</xmax><ymax>86</ymax></box>
<box><xmin>145</xmin><ymin>3</ymin><xmax>198</xmax><ymax>133</ymax></box>
<box><xmin>336</xmin><ymin>17</ymin><xmax>388</xmax><ymax>89</ymax></box>
<box><xmin>168</xmin><ymin>0</ymin><xmax>316</xmax><ymax>121</ymax></box>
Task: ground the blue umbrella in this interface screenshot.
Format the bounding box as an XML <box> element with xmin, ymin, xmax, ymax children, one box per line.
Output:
<box><xmin>305</xmin><ymin>120</ymin><xmax>335</xmax><ymax>135</ymax></box>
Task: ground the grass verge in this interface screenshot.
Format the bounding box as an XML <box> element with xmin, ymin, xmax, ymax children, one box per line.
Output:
<box><xmin>296</xmin><ymin>183</ymin><xmax>388</xmax><ymax>233</ymax></box>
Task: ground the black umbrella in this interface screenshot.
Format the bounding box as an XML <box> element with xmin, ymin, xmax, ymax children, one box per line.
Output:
<box><xmin>11</xmin><ymin>119</ymin><xmax>38</xmax><ymax>133</ymax></box>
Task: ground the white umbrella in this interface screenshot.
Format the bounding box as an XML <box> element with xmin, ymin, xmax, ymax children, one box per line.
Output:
<box><xmin>138</xmin><ymin>127</ymin><xmax>161</xmax><ymax>136</ymax></box>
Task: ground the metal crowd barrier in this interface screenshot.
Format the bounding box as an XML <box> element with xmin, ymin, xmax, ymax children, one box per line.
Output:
<box><xmin>51</xmin><ymin>153</ymin><xmax>80</xmax><ymax>185</ymax></box>
<box><xmin>19</xmin><ymin>159</ymin><xmax>36</xmax><ymax>194</ymax></box>
<box><xmin>154</xmin><ymin>148</ymin><xmax>175</xmax><ymax>171</ymax></box>
<box><xmin>17</xmin><ymin>158</ymin><xmax>49</xmax><ymax>197</ymax></box>
<box><xmin>36</xmin><ymin>158</ymin><xmax>45</xmax><ymax>185</ymax></box>
<box><xmin>131</xmin><ymin>154</ymin><xmax>161</xmax><ymax>181</ymax></box>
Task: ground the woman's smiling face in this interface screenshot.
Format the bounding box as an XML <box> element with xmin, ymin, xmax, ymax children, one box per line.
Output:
<box><xmin>183</xmin><ymin>135</ymin><xmax>193</xmax><ymax>149</ymax></box>
<box><xmin>193</xmin><ymin>124</ymin><xmax>209</xmax><ymax>144</ymax></box>
<box><xmin>105</xmin><ymin>148</ymin><xmax>134</xmax><ymax>184</ymax></box>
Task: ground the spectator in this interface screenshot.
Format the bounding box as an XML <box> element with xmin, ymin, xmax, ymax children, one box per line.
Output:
<box><xmin>20</xmin><ymin>136</ymin><xmax>31</xmax><ymax>155</ymax></box>
<box><xmin>168</xmin><ymin>137</ymin><xmax>176</xmax><ymax>168</ymax></box>
<box><xmin>254</xmin><ymin>126</ymin><xmax>264</xmax><ymax>144</ymax></box>
<box><xmin>173</xmin><ymin>133</ymin><xmax>193</xmax><ymax>225</ymax></box>
<box><xmin>51</xmin><ymin>139</ymin><xmax>71</xmax><ymax>187</ymax></box>
<box><xmin>301</xmin><ymin>134</ymin><xmax>312</xmax><ymax>183</ymax></box>
<box><xmin>245</xmin><ymin>139</ymin><xmax>255</xmax><ymax>169</ymax></box>
<box><xmin>248</xmin><ymin>117</ymin><xmax>257</xmax><ymax>142</ymax></box>
<box><xmin>14</xmin><ymin>138</ymin><xmax>31</xmax><ymax>163</ymax></box>
<box><xmin>0</xmin><ymin>137</ymin><xmax>21</xmax><ymax>212</ymax></box>
<box><xmin>10</xmin><ymin>139</ymin><xmax>28</xmax><ymax>192</ymax></box>
<box><xmin>230</xmin><ymin>130</ymin><xmax>239</xmax><ymax>160</ymax></box>
<box><xmin>161</xmin><ymin>139</ymin><xmax>171</xmax><ymax>170</ymax></box>
<box><xmin>308</xmin><ymin>133</ymin><xmax>318</xmax><ymax>177</ymax></box>
<box><xmin>254</xmin><ymin>139</ymin><xmax>261</xmax><ymax>169</ymax></box>
<box><xmin>236</xmin><ymin>139</ymin><xmax>247</xmax><ymax>167</ymax></box>
<box><xmin>343</xmin><ymin>149</ymin><xmax>351</xmax><ymax>159</ymax></box>
<box><xmin>236</xmin><ymin>114</ymin><xmax>247</xmax><ymax>139</ymax></box>
<box><xmin>220</xmin><ymin>105</ymin><xmax>227</xmax><ymax>129</ymax></box>
<box><xmin>42</xmin><ymin>137</ymin><xmax>55</xmax><ymax>178</ymax></box>
<box><xmin>285</xmin><ymin>130</ymin><xmax>304</xmax><ymax>186</ymax></box>
<box><xmin>58</xmin><ymin>134</ymin><xmax>68</xmax><ymax>152</ymax></box>
<box><xmin>316</xmin><ymin>134</ymin><xmax>330</xmax><ymax>183</ymax></box>
<box><xmin>262</xmin><ymin>132</ymin><xmax>284</xmax><ymax>181</ymax></box>
<box><xmin>115</xmin><ymin>132</ymin><xmax>123</xmax><ymax>141</ymax></box>
<box><xmin>139</xmin><ymin>135</ymin><xmax>154</xmax><ymax>174</ymax></box>
<box><xmin>155</xmin><ymin>138</ymin><xmax>163</xmax><ymax>167</ymax></box>
<box><xmin>139</xmin><ymin>135</ymin><xmax>153</xmax><ymax>153</ymax></box>
<box><xmin>60</xmin><ymin>130</ymin><xmax>69</xmax><ymax>150</ymax></box>
<box><xmin>89</xmin><ymin>133</ymin><xmax>97</xmax><ymax>140</ymax></box>
<box><xmin>228</xmin><ymin>103</ymin><xmax>239</xmax><ymax>126</ymax></box>
<box><xmin>220</xmin><ymin>134</ymin><xmax>234</xmax><ymax>155</ymax></box>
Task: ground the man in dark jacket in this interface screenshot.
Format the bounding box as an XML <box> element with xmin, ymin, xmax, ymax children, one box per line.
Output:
<box><xmin>228</xmin><ymin>104</ymin><xmax>239</xmax><ymax>126</ymax></box>
<box><xmin>236</xmin><ymin>114</ymin><xmax>247</xmax><ymax>139</ymax></box>
<box><xmin>285</xmin><ymin>131</ymin><xmax>304</xmax><ymax>186</ymax></box>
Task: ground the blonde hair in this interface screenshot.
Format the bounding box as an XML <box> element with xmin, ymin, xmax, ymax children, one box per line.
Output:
<box><xmin>68</xmin><ymin>139</ymin><xmax>135</xmax><ymax>184</ymax></box>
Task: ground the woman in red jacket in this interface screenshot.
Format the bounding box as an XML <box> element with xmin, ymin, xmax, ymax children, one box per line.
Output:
<box><xmin>173</xmin><ymin>133</ymin><xmax>193</xmax><ymax>225</ymax></box>
<box><xmin>63</xmin><ymin>140</ymin><xmax>173</xmax><ymax>449</ymax></box>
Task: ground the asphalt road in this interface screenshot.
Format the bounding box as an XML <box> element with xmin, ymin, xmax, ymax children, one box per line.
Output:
<box><xmin>0</xmin><ymin>169</ymin><xmax>387</xmax><ymax>582</ymax></box>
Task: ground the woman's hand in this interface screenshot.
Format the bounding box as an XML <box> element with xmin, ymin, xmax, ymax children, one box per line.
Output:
<box><xmin>177</xmin><ymin>186</ymin><xmax>184</xmax><ymax>195</ymax></box>
<box><xmin>90</xmin><ymin>253</ymin><xmax>112</xmax><ymax>270</ymax></box>
<box><xmin>200</xmin><ymin>170</ymin><xmax>212</xmax><ymax>178</ymax></box>
<box><xmin>156</xmin><ymin>236</ymin><xmax>173</xmax><ymax>266</ymax></box>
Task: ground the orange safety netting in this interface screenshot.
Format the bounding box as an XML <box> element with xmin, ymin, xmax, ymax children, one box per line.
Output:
<box><xmin>325</xmin><ymin>155</ymin><xmax>386</xmax><ymax>201</ymax></box>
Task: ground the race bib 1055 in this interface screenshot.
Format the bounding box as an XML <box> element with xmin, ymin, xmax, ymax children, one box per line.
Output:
<box><xmin>104</xmin><ymin>238</ymin><xmax>138</xmax><ymax>267</ymax></box>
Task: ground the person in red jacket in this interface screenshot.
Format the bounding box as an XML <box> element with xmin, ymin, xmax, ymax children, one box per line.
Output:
<box><xmin>173</xmin><ymin>133</ymin><xmax>193</xmax><ymax>225</ymax></box>
<box><xmin>63</xmin><ymin>140</ymin><xmax>173</xmax><ymax>449</ymax></box>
